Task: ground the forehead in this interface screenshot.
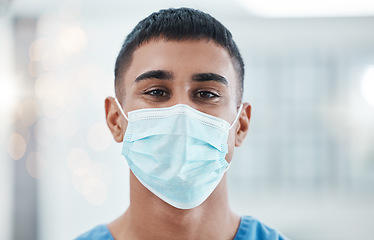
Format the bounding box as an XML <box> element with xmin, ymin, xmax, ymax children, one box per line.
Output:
<box><xmin>124</xmin><ymin>39</ymin><xmax>237</xmax><ymax>85</ymax></box>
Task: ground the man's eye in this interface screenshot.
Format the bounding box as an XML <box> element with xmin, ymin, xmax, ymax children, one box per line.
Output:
<box><xmin>145</xmin><ymin>89</ymin><xmax>168</xmax><ymax>97</ymax></box>
<box><xmin>196</xmin><ymin>91</ymin><xmax>219</xmax><ymax>99</ymax></box>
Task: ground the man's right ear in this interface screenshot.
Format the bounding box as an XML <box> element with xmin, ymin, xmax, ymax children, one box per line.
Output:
<box><xmin>105</xmin><ymin>97</ymin><xmax>126</xmax><ymax>142</ymax></box>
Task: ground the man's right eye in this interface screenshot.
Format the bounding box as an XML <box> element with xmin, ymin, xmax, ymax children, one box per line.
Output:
<box><xmin>144</xmin><ymin>89</ymin><xmax>169</xmax><ymax>98</ymax></box>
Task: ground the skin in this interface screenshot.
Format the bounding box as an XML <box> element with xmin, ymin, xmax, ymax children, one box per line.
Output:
<box><xmin>105</xmin><ymin>39</ymin><xmax>251</xmax><ymax>240</ymax></box>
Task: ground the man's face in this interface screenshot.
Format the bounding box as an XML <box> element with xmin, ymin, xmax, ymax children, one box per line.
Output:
<box><xmin>115</xmin><ymin>39</ymin><xmax>244</xmax><ymax>162</ymax></box>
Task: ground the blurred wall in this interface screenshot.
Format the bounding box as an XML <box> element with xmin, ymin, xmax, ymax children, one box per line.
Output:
<box><xmin>227</xmin><ymin>17</ymin><xmax>374</xmax><ymax>240</ymax></box>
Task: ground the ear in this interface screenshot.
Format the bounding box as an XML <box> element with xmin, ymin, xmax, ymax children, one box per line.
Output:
<box><xmin>105</xmin><ymin>97</ymin><xmax>126</xmax><ymax>143</ymax></box>
<box><xmin>235</xmin><ymin>102</ymin><xmax>251</xmax><ymax>147</ymax></box>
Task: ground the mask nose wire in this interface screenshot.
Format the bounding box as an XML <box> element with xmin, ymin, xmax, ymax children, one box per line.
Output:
<box><xmin>229</xmin><ymin>104</ymin><xmax>243</xmax><ymax>130</ymax></box>
<box><xmin>114</xmin><ymin>98</ymin><xmax>129</xmax><ymax>122</ymax></box>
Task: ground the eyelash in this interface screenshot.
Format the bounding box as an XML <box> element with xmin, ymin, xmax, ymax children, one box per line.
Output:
<box><xmin>144</xmin><ymin>89</ymin><xmax>169</xmax><ymax>98</ymax></box>
<box><xmin>195</xmin><ymin>90</ymin><xmax>220</xmax><ymax>99</ymax></box>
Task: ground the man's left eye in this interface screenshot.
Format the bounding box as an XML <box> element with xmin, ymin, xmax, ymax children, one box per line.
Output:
<box><xmin>196</xmin><ymin>91</ymin><xmax>219</xmax><ymax>99</ymax></box>
<box><xmin>147</xmin><ymin>89</ymin><xmax>167</xmax><ymax>97</ymax></box>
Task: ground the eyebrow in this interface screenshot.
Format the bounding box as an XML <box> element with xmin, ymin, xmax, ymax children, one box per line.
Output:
<box><xmin>135</xmin><ymin>70</ymin><xmax>173</xmax><ymax>82</ymax></box>
<box><xmin>192</xmin><ymin>73</ymin><xmax>228</xmax><ymax>85</ymax></box>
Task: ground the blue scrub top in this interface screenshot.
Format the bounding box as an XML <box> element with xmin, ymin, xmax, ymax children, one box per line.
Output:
<box><xmin>75</xmin><ymin>215</ymin><xmax>288</xmax><ymax>240</ymax></box>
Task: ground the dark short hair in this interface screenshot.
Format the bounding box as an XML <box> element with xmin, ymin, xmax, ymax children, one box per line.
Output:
<box><xmin>114</xmin><ymin>7</ymin><xmax>244</xmax><ymax>103</ymax></box>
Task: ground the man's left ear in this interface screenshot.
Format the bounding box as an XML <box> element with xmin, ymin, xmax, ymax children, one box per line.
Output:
<box><xmin>235</xmin><ymin>103</ymin><xmax>251</xmax><ymax>147</ymax></box>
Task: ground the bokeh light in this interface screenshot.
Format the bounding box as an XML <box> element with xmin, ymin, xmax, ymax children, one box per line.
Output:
<box><xmin>58</xmin><ymin>25</ymin><xmax>87</xmax><ymax>55</ymax></box>
<box><xmin>28</xmin><ymin>60</ymin><xmax>40</xmax><ymax>77</ymax></box>
<box><xmin>29</xmin><ymin>37</ymin><xmax>50</xmax><ymax>62</ymax></box>
<box><xmin>18</xmin><ymin>98</ymin><xmax>39</xmax><ymax>127</ymax></box>
<box><xmin>7</xmin><ymin>133</ymin><xmax>27</xmax><ymax>160</ymax></box>
<box><xmin>34</xmin><ymin>73</ymin><xmax>58</xmax><ymax>100</ymax></box>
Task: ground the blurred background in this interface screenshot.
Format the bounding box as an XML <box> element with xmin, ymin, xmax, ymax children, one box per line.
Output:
<box><xmin>1</xmin><ymin>0</ymin><xmax>374</xmax><ymax>239</ymax></box>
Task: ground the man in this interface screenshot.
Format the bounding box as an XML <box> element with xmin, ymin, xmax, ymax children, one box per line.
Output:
<box><xmin>76</xmin><ymin>7</ymin><xmax>288</xmax><ymax>240</ymax></box>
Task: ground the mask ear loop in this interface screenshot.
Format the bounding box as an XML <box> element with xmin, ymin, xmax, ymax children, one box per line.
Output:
<box><xmin>229</xmin><ymin>104</ymin><xmax>243</xmax><ymax>130</ymax></box>
<box><xmin>114</xmin><ymin>98</ymin><xmax>129</xmax><ymax>121</ymax></box>
<box><xmin>225</xmin><ymin>104</ymin><xmax>243</xmax><ymax>171</ymax></box>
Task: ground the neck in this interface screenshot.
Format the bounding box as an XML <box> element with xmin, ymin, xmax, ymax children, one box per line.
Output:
<box><xmin>109</xmin><ymin>172</ymin><xmax>240</xmax><ymax>240</ymax></box>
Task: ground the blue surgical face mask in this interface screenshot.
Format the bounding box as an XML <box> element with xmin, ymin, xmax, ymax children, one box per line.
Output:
<box><xmin>115</xmin><ymin>98</ymin><xmax>242</xmax><ymax>209</ymax></box>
